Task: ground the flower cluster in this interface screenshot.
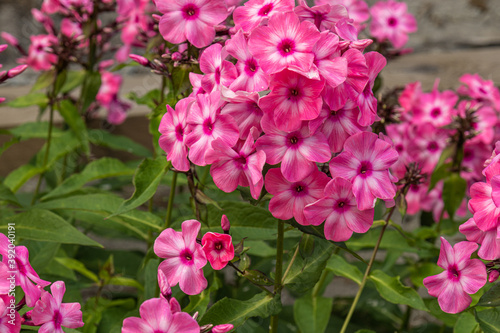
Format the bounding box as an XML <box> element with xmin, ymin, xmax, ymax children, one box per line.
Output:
<box><xmin>0</xmin><ymin>41</ymin><xmax>28</xmax><ymax>104</ymax></box>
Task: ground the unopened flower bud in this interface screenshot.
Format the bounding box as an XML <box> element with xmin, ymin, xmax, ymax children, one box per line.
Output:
<box><xmin>129</xmin><ymin>54</ymin><xmax>149</xmax><ymax>66</ymax></box>
<box><xmin>7</xmin><ymin>64</ymin><xmax>28</xmax><ymax>78</ymax></box>
<box><xmin>158</xmin><ymin>269</ymin><xmax>172</xmax><ymax>300</ymax></box>
<box><xmin>0</xmin><ymin>98</ymin><xmax>6</xmax><ymax>104</ymax></box>
<box><xmin>200</xmin><ymin>324</ymin><xmax>214</xmax><ymax>333</ymax></box>
<box><xmin>489</xmin><ymin>270</ymin><xmax>499</xmax><ymax>283</ymax></box>
<box><xmin>212</xmin><ymin>324</ymin><xmax>234</xmax><ymax>333</ymax></box>
<box><xmin>0</xmin><ymin>44</ymin><xmax>7</xmax><ymax>53</ymax></box>
<box><xmin>152</xmin><ymin>14</ymin><xmax>161</xmax><ymax>22</ymax></box>
<box><xmin>221</xmin><ymin>215</ymin><xmax>230</xmax><ymax>233</ymax></box>
<box><xmin>0</xmin><ymin>70</ymin><xmax>6</xmax><ymax>78</ymax></box>
<box><xmin>192</xmin><ymin>311</ymin><xmax>199</xmax><ymax>320</ymax></box>
<box><xmin>171</xmin><ymin>52</ymin><xmax>182</xmax><ymax>61</ymax></box>
<box><xmin>1</xmin><ymin>33</ymin><xmax>18</xmax><ymax>47</ymax></box>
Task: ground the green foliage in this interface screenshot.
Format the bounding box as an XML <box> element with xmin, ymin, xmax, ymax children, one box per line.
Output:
<box><xmin>326</xmin><ymin>254</ymin><xmax>363</xmax><ymax>285</ymax></box>
<box><xmin>477</xmin><ymin>283</ymin><xmax>500</xmax><ymax>307</ymax></box>
<box><xmin>475</xmin><ymin>308</ymin><xmax>500</xmax><ymax>333</ymax></box>
<box><xmin>294</xmin><ymin>292</ymin><xmax>333</xmax><ymax>333</ymax></box>
<box><xmin>56</xmin><ymin>99</ymin><xmax>90</xmax><ymax>155</ymax></box>
<box><xmin>442</xmin><ymin>173</ymin><xmax>467</xmax><ymax>219</ymax></box>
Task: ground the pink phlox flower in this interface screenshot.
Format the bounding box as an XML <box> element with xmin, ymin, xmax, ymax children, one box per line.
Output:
<box><xmin>225</xmin><ymin>30</ymin><xmax>270</xmax><ymax>92</ymax></box>
<box><xmin>330</xmin><ymin>131</ymin><xmax>399</xmax><ymax>210</ymax></box>
<box><xmin>356</xmin><ymin>51</ymin><xmax>386</xmax><ymax>126</ymax></box>
<box><xmin>385</xmin><ymin>122</ymin><xmax>411</xmax><ymax>180</ymax></box>
<box><xmin>459</xmin><ymin>218</ymin><xmax>500</xmax><ymax>261</ymax></box>
<box><xmin>413</xmin><ymin>80</ymin><xmax>458</xmax><ymax>127</ymax></box>
<box><xmin>322</xmin><ymin>48</ymin><xmax>368</xmax><ymax>110</ymax></box>
<box><xmin>205</xmin><ymin>129</ymin><xmax>266</xmax><ymax>199</ymax></box>
<box><xmin>304</xmin><ymin>177</ymin><xmax>373</xmax><ymax>241</ymax></box>
<box><xmin>105</xmin><ymin>98</ymin><xmax>130</xmax><ymax>125</ymax></box>
<box><xmin>259</xmin><ymin>69</ymin><xmax>325</xmax><ymax>132</ymax></box>
<box><xmin>157</xmin><ymin>270</ymin><xmax>182</xmax><ymax>313</ymax></box>
<box><xmin>32</xmin><ymin>281</ymin><xmax>84</xmax><ymax>333</ymax></box>
<box><xmin>96</xmin><ymin>71</ymin><xmax>122</xmax><ymax>106</ymax></box>
<box><xmin>154</xmin><ymin>220</ymin><xmax>208</xmax><ymax>295</ymax></box>
<box><xmin>61</xmin><ymin>18</ymin><xmax>83</xmax><ymax>39</ymax></box>
<box><xmin>0</xmin><ymin>295</ymin><xmax>21</xmax><ymax>333</ymax></box>
<box><xmin>294</xmin><ymin>1</ymin><xmax>349</xmax><ymax>32</ymax></box>
<box><xmin>0</xmin><ymin>262</ymin><xmax>9</xmax><ymax>294</ymax></box>
<box><xmin>458</xmin><ymin>100</ymin><xmax>497</xmax><ymax>145</ymax></box>
<box><xmin>233</xmin><ymin>0</ymin><xmax>294</xmax><ymax>32</ymax></box>
<box><xmin>159</xmin><ymin>98</ymin><xmax>193</xmax><ymax>171</ymax></box>
<box><xmin>468</xmin><ymin>175</ymin><xmax>500</xmax><ymax>232</ymax></box>
<box><xmin>122</xmin><ymin>297</ymin><xmax>199</xmax><ymax>333</ymax></box>
<box><xmin>220</xmin><ymin>88</ymin><xmax>263</xmax><ymax>139</ymax></box>
<box><xmin>248</xmin><ymin>11</ymin><xmax>321</xmax><ymax>75</ymax></box>
<box><xmin>309</xmin><ymin>101</ymin><xmax>369</xmax><ymax>154</ymax></box>
<box><xmin>265</xmin><ymin>168</ymin><xmax>330</xmax><ymax>224</ymax></box>
<box><xmin>0</xmin><ymin>234</ymin><xmax>51</xmax><ymax>307</ymax></box>
<box><xmin>315</xmin><ymin>0</ymin><xmax>370</xmax><ymax>30</ymax></box>
<box><xmin>398</xmin><ymin>80</ymin><xmax>422</xmax><ymax>114</ymax></box>
<box><xmin>155</xmin><ymin>0</ymin><xmax>229</xmax><ymax>48</ymax></box>
<box><xmin>404</xmin><ymin>182</ymin><xmax>429</xmax><ymax>216</ymax></box>
<box><xmin>458</xmin><ymin>73</ymin><xmax>500</xmax><ymax>111</ymax></box>
<box><xmin>407</xmin><ymin>123</ymin><xmax>450</xmax><ymax>174</ymax></box>
<box><xmin>483</xmin><ymin>141</ymin><xmax>500</xmax><ymax>181</ymax></box>
<box><xmin>462</xmin><ymin>141</ymin><xmax>491</xmax><ymax>186</ymax></box>
<box><xmin>256</xmin><ymin>115</ymin><xmax>331</xmax><ymax>182</ymax></box>
<box><xmin>25</xmin><ymin>35</ymin><xmax>58</xmax><ymax>71</ymax></box>
<box><xmin>335</xmin><ymin>18</ymin><xmax>373</xmax><ymax>51</ymax></box>
<box><xmin>200</xmin><ymin>43</ymin><xmax>238</xmax><ymax>92</ymax></box>
<box><xmin>185</xmin><ymin>91</ymin><xmax>239</xmax><ymax>166</ymax></box>
<box><xmin>423</xmin><ymin>237</ymin><xmax>486</xmax><ymax>314</ymax></box>
<box><xmin>369</xmin><ymin>0</ymin><xmax>417</xmax><ymax>49</ymax></box>
<box><xmin>189</xmin><ymin>73</ymin><xmax>207</xmax><ymax>96</ymax></box>
<box><xmin>202</xmin><ymin>231</ymin><xmax>235</xmax><ymax>270</ymax></box>
<box><xmin>41</xmin><ymin>0</ymin><xmax>62</xmax><ymax>14</ymax></box>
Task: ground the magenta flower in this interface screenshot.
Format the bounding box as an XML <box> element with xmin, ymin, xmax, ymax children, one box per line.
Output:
<box><xmin>32</xmin><ymin>281</ymin><xmax>84</xmax><ymax>333</ymax></box>
<box><xmin>154</xmin><ymin>220</ymin><xmax>208</xmax><ymax>295</ymax></box>
<box><xmin>0</xmin><ymin>234</ymin><xmax>50</xmax><ymax>307</ymax></box>
<box><xmin>423</xmin><ymin>237</ymin><xmax>487</xmax><ymax>314</ymax></box>
<box><xmin>294</xmin><ymin>1</ymin><xmax>349</xmax><ymax>31</ymax></box>
<box><xmin>248</xmin><ymin>11</ymin><xmax>320</xmax><ymax>75</ymax></box>
<box><xmin>159</xmin><ymin>97</ymin><xmax>194</xmax><ymax>172</ymax></box>
<box><xmin>265</xmin><ymin>168</ymin><xmax>330</xmax><ymax>224</ymax></box>
<box><xmin>0</xmin><ymin>295</ymin><xmax>20</xmax><ymax>333</ymax></box>
<box><xmin>202</xmin><ymin>232</ymin><xmax>235</xmax><ymax>270</ymax></box>
<box><xmin>304</xmin><ymin>177</ymin><xmax>373</xmax><ymax>241</ymax></box>
<box><xmin>225</xmin><ymin>30</ymin><xmax>270</xmax><ymax>93</ymax></box>
<box><xmin>199</xmin><ymin>43</ymin><xmax>237</xmax><ymax>93</ymax></box>
<box><xmin>97</xmin><ymin>71</ymin><xmax>122</xmax><ymax>106</ymax></box>
<box><xmin>468</xmin><ymin>176</ymin><xmax>500</xmax><ymax>232</ymax></box>
<box><xmin>259</xmin><ymin>69</ymin><xmax>325</xmax><ymax>132</ymax></box>
<box><xmin>185</xmin><ymin>91</ymin><xmax>239</xmax><ymax>166</ymax></box>
<box><xmin>330</xmin><ymin>132</ymin><xmax>398</xmax><ymax>210</ymax></box>
<box><xmin>406</xmin><ymin>123</ymin><xmax>449</xmax><ymax>174</ymax></box>
<box><xmin>155</xmin><ymin>0</ymin><xmax>229</xmax><ymax>48</ymax></box>
<box><xmin>459</xmin><ymin>218</ymin><xmax>500</xmax><ymax>261</ymax></box>
<box><xmin>256</xmin><ymin>115</ymin><xmax>331</xmax><ymax>182</ymax></box>
<box><xmin>413</xmin><ymin>81</ymin><xmax>458</xmax><ymax>127</ymax></box>
<box><xmin>233</xmin><ymin>0</ymin><xmax>294</xmax><ymax>32</ymax></box>
<box><xmin>122</xmin><ymin>298</ymin><xmax>199</xmax><ymax>333</ymax></box>
<box><xmin>205</xmin><ymin>131</ymin><xmax>266</xmax><ymax>199</ymax></box>
<box><xmin>458</xmin><ymin>73</ymin><xmax>500</xmax><ymax>111</ymax></box>
<box><xmin>220</xmin><ymin>89</ymin><xmax>263</xmax><ymax>140</ymax></box>
<box><xmin>316</xmin><ymin>0</ymin><xmax>370</xmax><ymax>29</ymax></box>
<box><xmin>25</xmin><ymin>35</ymin><xmax>58</xmax><ymax>71</ymax></box>
<box><xmin>309</xmin><ymin>31</ymin><xmax>347</xmax><ymax>88</ymax></box>
<box><xmin>369</xmin><ymin>0</ymin><xmax>417</xmax><ymax>49</ymax></box>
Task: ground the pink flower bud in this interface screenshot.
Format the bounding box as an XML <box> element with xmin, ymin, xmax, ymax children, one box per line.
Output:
<box><xmin>221</xmin><ymin>215</ymin><xmax>230</xmax><ymax>233</ymax></box>
<box><xmin>7</xmin><ymin>64</ymin><xmax>28</xmax><ymax>78</ymax></box>
<box><xmin>152</xmin><ymin>14</ymin><xmax>161</xmax><ymax>22</ymax></box>
<box><xmin>158</xmin><ymin>269</ymin><xmax>172</xmax><ymax>300</ymax></box>
<box><xmin>0</xmin><ymin>70</ymin><xmax>6</xmax><ymax>78</ymax></box>
<box><xmin>0</xmin><ymin>98</ymin><xmax>6</xmax><ymax>104</ymax></box>
<box><xmin>129</xmin><ymin>54</ymin><xmax>149</xmax><ymax>66</ymax></box>
<box><xmin>489</xmin><ymin>270</ymin><xmax>499</xmax><ymax>283</ymax></box>
<box><xmin>171</xmin><ymin>52</ymin><xmax>182</xmax><ymax>61</ymax></box>
<box><xmin>0</xmin><ymin>44</ymin><xmax>7</xmax><ymax>53</ymax></box>
<box><xmin>1</xmin><ymin>33</ymin><xmax>18</xmax><ymax>47</ymax></box>
<box><xmin>98</xmin><ymin>59</ymin><xmax>115</xmax><ymax>70</ymax></box>
<box><xmin>213</xmin><ymin>324</ymin><xmax>234</xmax><ymax>333</ymax></box>
<box><xmin>31</xmin><ymin>8</ymin><xmax>46</xmax><ymax>24</ymax></box>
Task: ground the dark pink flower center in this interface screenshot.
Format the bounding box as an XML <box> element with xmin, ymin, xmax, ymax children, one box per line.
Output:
<box><xmin>287</xmin><ymin>134</ymin><xmax>301</xmax><ymax>147</ymax></box>
<box><xmin>277</xmin><ymin>39</ymin><xmax>295</xmax><ymax>56</ymax></box>
<box><xmin>448</xmin><ymin>265</ymin><xmax>460</xmax><ymax>281</ymax></box>
<box><xmin>293</xmin><ymin>183</ymin><xmax>308</xmax><ymax>196</ymax></box>
<box><xmin>180</xmin><ymin>249</ymin><xmax>194</xmax><ymax>265</ymax></box>
<box><xmin>215</xmin><ymin>242</ymin><xmax>223</xmax><ymax>251</ymax></box>
<box><xmin>236</xmin><ymin>154</ymin><xmax>247</xmax><ymax>166</ymax></box>
<box><xmin>182</xmin><ymin>3</ymin><xmax>199</xmax><ymax>20</ymax></box>
<box><xmin>463</xmin><ymin>149</ymin><xmax>473</xmax><ymax>161</ymax></box>
<box><xmin>203</xmin><ymin>118</ymin><xmax>214</xmax><ymax>135</ymax></box>
<box><xmin>358</xmin><ymin>161</ymin><xmax>372</xmax><ymax>177</ymax></box>
<box><xmin>258</xmin><ymin>3</ymin><xmax>273</xmax><ymax>16</ymax></box>
<box><xmin>215</xmin><ymin>68</ymin><xmax>221</xmax><ymax>84</ymax></box>
<box><xmin>288</xmin><ymin>87</ymin><xmax>300</xmax><ymax>100</ymax></box>
<box><xmin>387</xmin><ymin>17</ymin><xmax>398</xmax><ymax>27</ymax></box>
<box><xmin>430</xmin><ymin>107</ymin><xmax>441</xmax><ymax>118</ymax></box>
<box><xmin>36</xmin><ymin>45</ymin><xmax>44</xmax><ymax>52</ymax></box>
<box><xmin>335</xmin><ymin>199</ymin><xmax>348</xmax><ymax>212</ymax></box>
<box><xmin>244</xmin><ymin>59</ymin><xmax>258</xmax><ymax>76</ymax></box>
<box><xmin>313</xmin><ymin>12</ymin><xmax>326</xmax><ymax>29</ymax></box>
<box><xmin>427</xmin><ymin>141</ymin><xmax>439</xmax><ymax>153</ymax></box>
<box><xmin>395</xmin><ymin>144</ymin><xmax>404</xmax><ymax>153</ymax></box>
<box><xmin>478</xmin><ymin>87</ymin><xmax>488</xmax><ymax>95</ymax></box>
<box><xmin>53</xmin><ymin>310</ymin><xmax>63</xmax><ymax>327</ymax></box>
<box><xmin>175</xmin><ymin>124</ymin><xmax>184</xmax><ymax>141</ymax></box>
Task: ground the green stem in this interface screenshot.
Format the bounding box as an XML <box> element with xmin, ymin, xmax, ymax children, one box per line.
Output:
<box><xmin>281</xmin><ymin>244</ymin><xmax>300</xmax><ymax>285</ymax></box>
<box><xmin>269</xmin><ymin>220</ymin><xmax>285</xmax><ymax>333</ymax></box>
<box><xmin>165</xmin><ymin>172</ymin><xmax>178</xmax><ymax>229</ymax></box>
<box><xmin>339</xmin><ymin>206</ymin><xmax>396</xmax><ymax>333</ymax></box>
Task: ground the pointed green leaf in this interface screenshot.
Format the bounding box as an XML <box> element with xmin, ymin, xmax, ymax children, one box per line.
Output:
<box><xmin>60</xmin><ymin>70</ymin><xmax>86</xmax><ymax>94</ymax></box>
<box><xmin>294</xmin><ymin>293</ymin><xmax>333</xmax><ymax>333</ymax></box>
<box><xmin>0</xmin><ymin>182</ymin><xmax>21</xmax><ymax>206</ymax></box>
<box><xmin>326</xmin><ymin>254</ymin><xmax>363</xmax><ymax>285</ymax></box>
<box><xmin>369</xmin><ymin>270</ymin><xmax>428</xmax><ymax>311</ymax></box>
<box><xmin>88</xmin><ymin>129</ymin><xmax>152</xmax><ymax>157</ymax></box>
<box><xmin>7</xmin><ymin>92</ymin><xmax>49</xmax><ymax>108</ymax></box>
<box><xmin>442</xmin><ymin>173</ymin><xmax>467</xmax><ymax>219</ymax></box>
<box><xmin>8</xmin><ymin>121</ymin><xmax>64</xmax><ymax>140</ymax></box>
<box><xmin>54</xmin><ymin>257</ymin><xmax>99</xmax><ymax>282</ymax></box>
<box><xmin>454</xmin><ymin>312</ymin><xmax>479</xmax><ymax>333</ymax></box>
<box><xmin>108</xmin><ymin>277</ymin><xmax>144</xmax><ymax>291</ymax></box>
<box><xmin>0</xmin><ymin>209</ymin><xmax>102</xmax><ymax>247</ymax></box>
<box><xmin>56</xmin><ymin>99</ymin><xmax>89</xmax><ymax>154</ymax></box>
<box><xmin>80</xmin><ymin>71</ymin><xmax>101</xmax><ymax>113</ymax></box>
<box><xmin>4</xmin><ymin>164</ymin><xmax>45</xmax><ymax>192</ymax></box>
<box><xmin>477</xmin><ymin>282</ymin><xmax>500</xmax><ymax>307</ymax></box>
<box><xmin>476</xmin><ymin>308</ymin><xmax>500</xmax><ymax>333</ymax></box>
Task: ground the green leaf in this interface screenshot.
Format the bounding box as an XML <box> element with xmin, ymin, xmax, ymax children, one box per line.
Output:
<box><xmin>143</xmin><ymin>258</ymin><xmax>159</xmax><ymax>300</ymax></box>
<box><xmin>80</xmin><ymin>71</ymin><xmax>101</xmax><ymax>113</ymax></box>
<box><xmin>4</xmin><ymin>164</ymin><xmax>45</xmax><ymax>192</ymax></box>
<box><xmin>54</xmin><ymin>257</ymin><xmax>99</xmax><ymax>282</ymax></box>
<box><xmin>199</xmin><ymin>292</ymin><xmax>281</xmax><ymax>327</ymax></box>
<box><xmin>56</xmin><ymin>99</ymin><xmax>89</xmax><ymax>154</ymax></box>
<box><xmin>128</xmin><ymin>90</ymin><xmax>161</xmax><ymax>109</ymax></box>
<box><xmin>477</xmin><ymin>283</ymin><xmax>500</xmax><ymax>307</ymax></box>
<box><xmin>108</xmin><ymin>277</ymin><xmax>144</xmax><ymax>291</ymax></box>
<box><xmin>7</xmin><ymin>92</ymin><xmax>49</xmax><ymax>108</ymax></box>
<box><xmin>454</xmin><ymin>312</ymin><xmax>479</xmax><ymax>333</ymax></box>
<box><xmin>409</xmin><ymin>262</ymin><xmax>442</xmax><ymax>288</ymax></box>
<box><xmin>172</xmin><ymin>65</ymin><xmax>191</xmax><ymax>96</ymax></box>
<box><xmin>41</xmin><ymin>157</ymin><xmax>134</xmax><ymax>200</ymax></box>
<box><xmin>294</xmin><ymin>293</ymin><xmax>333</xmax><ymax>333</ymax></box>
<box><xmin>60</xmin><ymin>70</ymin><xmax>86</xmax><ymax>94</ymax></box>
<box><xmin>243</xmin><ymin>270</ymin><xmax>274</xmax><ymax>286</ymax></box>
<box><xmin>31</xmin><ymin>69</ymin><xmax>55</xmax><ymax>92</ymax></box>
<box><xmin>429</xmin><ymin>162</ymin><xmax>453</xmax><ymax>191</ymax></box>
<box><xmin>0</xmin><ymin>182</ymin><xmax>21</xmax><ymax>206</ymax></box>
<box><xmin>53</xmin><ymin>69</ymin><xmax>68</xmax><ymax>95</ymax></box>
<box><xmin>108</xmin><ymin>157</ymin><xmax>168</xmax><ymax>218</ymax></box>
<box><xmin>326</xmin><ymin>254</ymin><xmax>363</xmax><ymax>285</ymax></box>
<box><xmin>7</xmin><ymin>121</ymin><xmax>64</xmax><ymax>140</ymax></box>
<box><xmin>369</xmin><ymin>270</ymin><xmax>428</xmax><ymax>311</ymax></box>
<box><xmin>476</xmin><ymin>308</ymin><xmax>500</xmax><ymax>333</ymax></box>
<box><xmin>88</xmin><ymin>129</ymin><xmax>152</xmax><ymax>157</ymax></box>
<box><xmin>184</xmin><ymin>277</ymin><xmax>221</xmax><ymax>318</ymax></box>
<box><xmin>283</xmin><ymin>238</ymin><xmax>335</xmax><ymax>293</ymax></box>
<box><xmin>425</xmin><ymin>298</ymin><xmax>459</xmax><ymax>326</ymax></box>
<box><xmin>442</xmin><ymin>173</ymin><xmax>467</xmax><ymax>219</ymax></box>
<box><xmin>0</xmin><ymin>209</ymin><xmax>102</xmax><ymax>247</ymax></box>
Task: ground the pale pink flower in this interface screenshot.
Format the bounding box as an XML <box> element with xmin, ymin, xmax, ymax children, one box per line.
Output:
<box><xmin>259</xmin><ymin>69</ymin><xmax>325</xmax><ymax>132</ymax></box>
<box><xmin>458</xmin><ymin>73</ymin><xmax>500</xmax><ymax>111</ymax></box>
<box><xmin>1</xmin><ymin>33</ymin><xmax>19</xmax><ymax>48</ymax></box>
<box><xmin>265</xmin><ymin>168</ymin><xmax>330</xmax><ymax>224</ymax></box>
<box><xmin>97</xmin><ymin>71</ymin><xmax>122</xmax><ymax>106</ymax></box>
<box><xmin>32</xmin><ymin>281</ymin><xmax>84</xmax><ymax>333</ymax></box>
<box><xmin>468</xmin><ymin>176</ymin><xmax>500</xmax><ymax>232</ymax></box>
<box><xmin>304</xmin><ymin>177</ymin><xmax>373</xmax><ymax>241</ymax></box>
<box><xmin>248</xmin><ymin>11</ymin><xmax>321</xmax><ymax>75</ymax></box>
<box><xmin>256</xmin><ymin>115</ymin><xmax>331</xmax><ymax>182</ymax></box>
<box><xmin>220</xmin><ymin>89</ymin><xmax>263</xmax><ymax>139</ymax></box>
<box><xmin>356</xmin><ymin>51</ymin><xmax>386</xmax><ymax>126</ymax></box>
<box><xmin>106</xmin><ymin>99</ymin><xmax>130</xmax><ymax>125</ymax></box>
<box><xmin>0</xmin><ymin>295</ymin><xmax>21</xmax><ymax>333</ymax></box>
<box><xmin>155</xmin><ymin>0</ymin><xmax>229</xmax><ymax>48</ymax></box>
<box><xmin>233</xmin><ymin>0</ymin><xmax>294</xmax><ymax>32</ymax></box>
<box><xmin>369</xmin><ymin>0</ymin><xmax>417</xmax><ymax>49</ymax></box>
<box><xmin>423</xmin><ymin>237</ymin><xmax>487</xmax><ymax>314</ymax></box>
<box><xmin>25</xmin><ymin>35</ymin><xmax>58</xmax><ymax>71</ymax></box>
<box><xmin>200</xmin><ymin>43</ymin><xmax>237</xmax><ymax>92</ymax></box>
<box><xmin>407</xmin><ymin>123</ymin><xmax>449</xmax><ymax>174</ymax></box>
<box><xmin>330</xmin><ymin>132</ymin><xmax>398</xmax><ymax>210</ymax></box>
<box><xmin>185</xmin><ymin>91</ymin><xmax>239</xmax><ymax>166</ymax></box>
<box><xmin>189</xmin><ymin>73</ymin><xmax>207</xmax><ymax>96</ymax></box>
<box><xmin>413</xmin><ymin>80</ymin><xmax>458</xmax><ymax>127</ymax></box>
<box><xmin>462</xmin><ymin>141</ymin><xmax>491</xmax><ymax>185</ymax></box>
<box><xmin>154</xmin><ymin>220</ymin><xmax>208</xmax><ymax>295</ymax></box>
<box><xmin>202</xmin><ymin>232</ymin><xmax>234</xmax><ymax>270</ymax></box>
<box><xmin>459</xmin><ymin>218</ymin><xmax>500</xmax><ymax>261</ymax></box>
<box><xmin>61</xmin><ymin>18</ymin><xmax>82</xmax><ymax>38</ymax></box>
<box><xmin>41</xmin><ymin>0</ymin><xmax>62</xmax><ymax>14</ymax></box>
<box><xmin>398</xmin><ymin>81</ymin><xmax>422</xmax><ymax>114</ymax></box>
<box><xmin>294</xmin><ymin>1</ymin><xmax>349</xmax><ymax>31</ymax></box>
<box><xmin>122</xmin><ymin>297</ymin><xmax>199</xmax><ymax>333</ymax></box>
<box><xmin>316</xmin><ymin>0</ymin><xmax>369</xmax><ymax>28</ymax></box>
<box><xmin>335</xmin><ymin>18</ymin><xmax>373</xmax><ymax>51</ymax></box>
<box><xmin>308</xmin><ymin>31</ymin><xmax>347</xmax><ymax>88</ymax></box>
<box><xmin>157</xmin><ymin>270</ymin><xmax>182</xmax><ymax>313</ymax></box>
<box><xmin>159</xmin><ymin>97</ymin><xmax>194</xmax><ymax>171</ymax></box>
